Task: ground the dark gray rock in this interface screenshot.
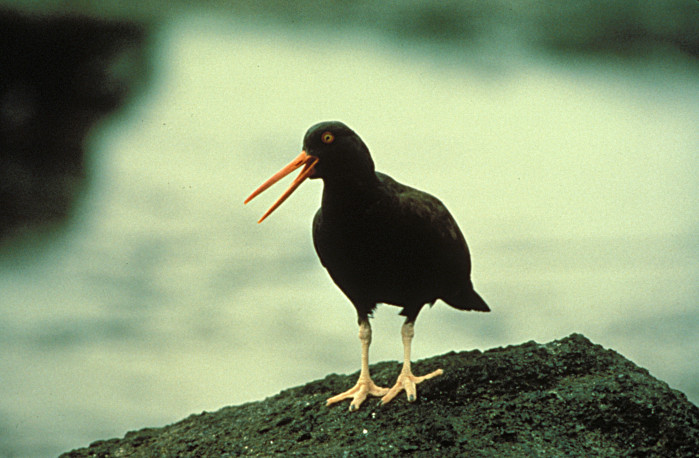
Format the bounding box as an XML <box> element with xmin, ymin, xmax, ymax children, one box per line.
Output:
<box><xmin>62</xmin><ymin>334</ymin><xmax>698</xmax><ymax>457</ymax></box>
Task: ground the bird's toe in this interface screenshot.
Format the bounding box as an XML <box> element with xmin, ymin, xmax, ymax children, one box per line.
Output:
<box><xmin>380</xmin><ymin>368</ymin><xmax>443</xmax><ymax>405</ymax></box>
<box><xmin>327</xmin><ymin>376</ymin><xmax>388</xmax><ymax>411</ymax></box>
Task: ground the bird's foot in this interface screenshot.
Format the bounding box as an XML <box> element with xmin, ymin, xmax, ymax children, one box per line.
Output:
<box><xmin>380</xmin><ymin>367</ymin><xmax>443</xmax><ymax>405</ymax></box>
<box><xmin>326</xmin><ymin>376</ymin><xmax>389</xmax><ymax>411</ymax></box>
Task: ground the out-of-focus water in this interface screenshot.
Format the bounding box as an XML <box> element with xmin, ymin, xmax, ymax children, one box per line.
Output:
<box><xmin>1</xmin><ymin>13</ymin><xmax>697</xmax><ymax>457</ymax></box>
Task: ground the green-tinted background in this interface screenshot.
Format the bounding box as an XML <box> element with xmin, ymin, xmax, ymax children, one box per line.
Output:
<box><xmin>1</xmin><ymin>1</ymin><xmax>697</xmax><ymax>456</ymax></box>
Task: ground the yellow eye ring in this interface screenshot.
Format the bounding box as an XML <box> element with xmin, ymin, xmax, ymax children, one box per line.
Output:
<box><xmin>321</xmin><ymin>131</ymin><xmax>335</xmax><ymax>144</ymax></box>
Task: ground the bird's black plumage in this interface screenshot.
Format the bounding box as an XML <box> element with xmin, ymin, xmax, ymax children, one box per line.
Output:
<box><xmin>245</xmin><ymin>120</ymin><xmax>489</xmax><ymax>410</ymax></box>
<box><xmin>305</xmin><ymin>121</ymin><xmax>489</xmax><ymax>323</ymax></box>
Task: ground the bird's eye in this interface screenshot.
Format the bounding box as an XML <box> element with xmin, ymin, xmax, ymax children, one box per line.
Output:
<box><xmin>321</xmin><ymin>132</ymin><xmax>335</xmax><ymax>144</ymax></box>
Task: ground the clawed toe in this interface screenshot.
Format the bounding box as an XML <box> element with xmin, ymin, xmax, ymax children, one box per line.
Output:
<box><xmin>380</xmin><ymin>368</ymin><xmax>443</xmax><ymax>405</ymax></box>
<box><xmin>327</xmin><ymin>377</ymin><xmax>388</xmax><ymax>411</ymax></box>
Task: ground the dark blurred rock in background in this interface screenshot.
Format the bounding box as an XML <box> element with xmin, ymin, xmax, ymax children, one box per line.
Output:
<box><xmin>223</xmin><ymin>0</ymin><xmax>699</xmax><ymax>58</ymax></box>
<box><xmin>0</xmin><ymin>8</ymin><xmax>150</xmax><ymax>242</ymax></box>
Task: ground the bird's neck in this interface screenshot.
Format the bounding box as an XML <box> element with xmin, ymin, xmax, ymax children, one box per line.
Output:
<box><xmin>321</xmin><ymin>174</ymin><xmax>381</xmax><ymax>218</ymax></box>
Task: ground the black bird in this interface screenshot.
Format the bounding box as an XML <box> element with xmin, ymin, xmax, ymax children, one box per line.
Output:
<box><xmin>245</xmin><ymin>121</ymin><xmax>489</xmax><ymax>411</ymax></box>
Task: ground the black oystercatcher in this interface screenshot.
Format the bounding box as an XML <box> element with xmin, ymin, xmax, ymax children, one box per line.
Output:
<box><xmin>245</xmin><ymin>121</ymin><xmax>489</xmax><ymax>411</ymax></box>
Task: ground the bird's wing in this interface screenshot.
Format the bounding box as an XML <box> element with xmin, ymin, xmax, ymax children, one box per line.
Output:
<box><xmin>375</xmin><ymin>172</ymin><xmax>468</xmax><ymax>248</ymax></box>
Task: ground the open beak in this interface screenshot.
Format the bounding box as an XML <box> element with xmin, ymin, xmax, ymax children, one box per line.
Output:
<box><xmin>244</xmin><ymin>151</ymin><xmax>319</xmax><ymax>223</ymax></box>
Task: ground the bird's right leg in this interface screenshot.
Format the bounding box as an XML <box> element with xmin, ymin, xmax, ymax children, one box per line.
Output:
<box><xmin>326</xmin><ymin>318</ymin><xmax>388</xmax><ymax>411</ymax></box>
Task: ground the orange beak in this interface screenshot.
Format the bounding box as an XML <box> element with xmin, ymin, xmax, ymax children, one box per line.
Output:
<box><xmin>244</xmin><ymin>151</ymin><xmax>319</xmax><ymax>223</ymax></box>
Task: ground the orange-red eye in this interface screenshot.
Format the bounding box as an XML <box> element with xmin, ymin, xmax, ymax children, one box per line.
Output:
<box><xmin>321</xmin><ymin>131</ymin><xmax>334</xmax><ymax>144</ymax></box>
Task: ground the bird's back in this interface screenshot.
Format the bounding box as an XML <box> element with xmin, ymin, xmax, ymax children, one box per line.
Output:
<box><xmin>313</xmin><ymin>172</ymin><xmax>488</xmax><ymax>314</ymax></box>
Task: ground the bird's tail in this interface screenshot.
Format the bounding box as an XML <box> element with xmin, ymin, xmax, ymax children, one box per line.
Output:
<box><xmin>443</xmin><ymin>286</ymin><xmax>490</xmax><ymax>312</ymax></box>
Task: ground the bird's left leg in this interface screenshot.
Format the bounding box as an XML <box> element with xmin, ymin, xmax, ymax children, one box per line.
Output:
<box><xmin>381</xmin><ymin>320</ymin><xmax>443</xmax><ymax>405</ymax></box>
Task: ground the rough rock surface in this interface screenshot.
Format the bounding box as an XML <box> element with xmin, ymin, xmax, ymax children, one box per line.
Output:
<box><xmin>62</xmin><ymin>334</ymin><xmax>698</xmax><ymax>457</ymax></box>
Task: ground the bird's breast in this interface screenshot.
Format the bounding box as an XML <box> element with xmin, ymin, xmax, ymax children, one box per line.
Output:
<box><xmin>313</xmin><ymin>208</ymin><xmax>450</xmax><ymax>306</ymax></box>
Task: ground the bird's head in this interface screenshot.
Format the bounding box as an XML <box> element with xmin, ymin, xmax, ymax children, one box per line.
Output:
<box><xmin>245</xmin><ymin>121</ymin><xmax>375</xmax><ymax>223</ymax></box>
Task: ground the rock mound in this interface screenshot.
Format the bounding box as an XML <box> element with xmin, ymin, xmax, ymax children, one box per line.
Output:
<box><xmin>62</xmin><ymin>334</ymin><xmax>698</xmax><ymax>457</ymax></box>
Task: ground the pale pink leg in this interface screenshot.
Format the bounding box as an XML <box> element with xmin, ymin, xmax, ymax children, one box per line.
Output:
<box><xmin>381</xmin><ymin>321</ymin><xmax>443</xmax><ymax>405</ymax></box>
<box><xmin>326</xmin><ymin>320</ymin><xmax>389</xmax><ymax>411</ymax></box>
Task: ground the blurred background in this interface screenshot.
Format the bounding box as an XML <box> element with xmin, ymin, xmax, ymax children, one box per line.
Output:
<box><xmin>0</xmin><ymin>1</ymin><xmax>697</xmax><ymax>456</ymax></box>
